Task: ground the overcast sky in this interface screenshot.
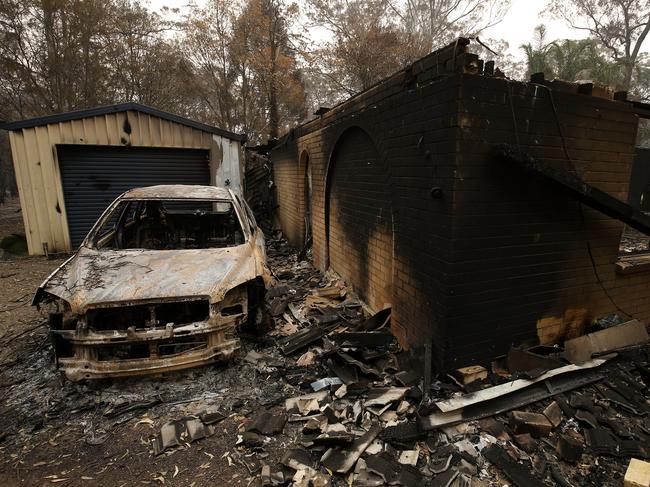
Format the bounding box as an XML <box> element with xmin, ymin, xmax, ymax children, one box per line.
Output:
<box><xmin>146</xmin><ymin>0</ymin><xmax>647</xmax><ymax>61</ymax></box>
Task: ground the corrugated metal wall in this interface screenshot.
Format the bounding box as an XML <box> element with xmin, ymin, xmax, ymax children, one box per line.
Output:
<box><xmin>8</xmin><ymin>110</ymin><xmax>242</xmax><ymax>255</ymax></box>
<box><xmin>58</xmin><ymin>146</ymin><xmax>211</xmax><ymax>247</ymax></box>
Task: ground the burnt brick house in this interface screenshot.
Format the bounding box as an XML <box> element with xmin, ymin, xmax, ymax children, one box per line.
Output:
<box><xmin>271</xmin><ymin>38</ymin><xmax>650</xmax><ymax>370</ymax></box>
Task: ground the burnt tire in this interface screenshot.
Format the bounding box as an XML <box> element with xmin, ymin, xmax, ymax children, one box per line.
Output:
<box><xmin>245</xmin><ymin>279</ymin><xmax>270</xmax><ymax>333</ymax></box>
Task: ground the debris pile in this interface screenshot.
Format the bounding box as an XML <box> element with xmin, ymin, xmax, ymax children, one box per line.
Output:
<box><xmin>2</xmin><ymin>235</ymin><xmax>650</xmax><ymax>486</ymax></box>
<box><xmin>151</xmin><ymin>237</ymin><xmax>650</xmax><ymax>486</ymax></box>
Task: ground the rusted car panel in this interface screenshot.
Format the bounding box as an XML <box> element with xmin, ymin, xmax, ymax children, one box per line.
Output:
<box><xmin>34</xmin><ymin>185</ymin><xmax>272</xmax><ymax>381</ymax></box>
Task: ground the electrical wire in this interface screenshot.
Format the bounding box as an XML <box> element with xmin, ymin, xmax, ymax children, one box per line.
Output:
<box><xmin>508</xmin><ymin>78</ymin><xmax>631</xmax><ymax>318</ymax></box>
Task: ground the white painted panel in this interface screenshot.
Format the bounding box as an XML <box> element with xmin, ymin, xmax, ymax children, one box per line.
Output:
<box><xmin>214</xmin><ymin>135</ymin><xmax>242</xmax><ymax>195</ymax></box>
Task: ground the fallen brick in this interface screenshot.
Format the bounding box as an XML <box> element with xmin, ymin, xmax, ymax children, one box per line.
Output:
<box><xmin>625</xmin><ymin>458</ymin><xmax>650</xmax><ymax>487</ymax></box>
<box><xmin>452</xmin><ymin>365</ymin><xmax>488</xmax><ymax>385</ymax></box>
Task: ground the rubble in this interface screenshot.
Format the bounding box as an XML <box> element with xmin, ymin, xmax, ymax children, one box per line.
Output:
<box><xmin>2</xmin><ymin>234</ymin><xmax>650</xmax><ymax>486</ymax></box>
<box><xmin>564</xmin><ymin>319</ymin><xmax>649</xmax><ymax>363</ymax></box>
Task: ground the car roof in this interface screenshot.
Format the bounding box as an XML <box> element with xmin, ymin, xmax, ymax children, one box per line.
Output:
<box><xmin>121</xmin><ymin>185</ymin><xmax>234</xmax><ymax>200</ymax></box>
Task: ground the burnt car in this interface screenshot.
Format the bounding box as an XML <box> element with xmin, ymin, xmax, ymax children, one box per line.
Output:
<box><xmin>34</xmin><ymin>185</ymin><xmax>271</xmax><ymax>381</ymax></box>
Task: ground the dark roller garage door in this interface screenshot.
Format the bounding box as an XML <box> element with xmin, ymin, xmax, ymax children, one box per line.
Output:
<box><xmin>58</xmin><ymin>145</ymin><xmax>210</xmax><ymax>247</ymax></box>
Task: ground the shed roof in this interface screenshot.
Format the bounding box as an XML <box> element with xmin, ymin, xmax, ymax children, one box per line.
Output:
<box><xmin>0</xmin><ymin>102</ymin><xmax>246</xmax><ymax>142</ymax></box>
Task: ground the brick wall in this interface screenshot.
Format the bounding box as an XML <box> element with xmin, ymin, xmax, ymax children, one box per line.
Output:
<box><xmin>271</xmin><ymin>39</ymin><xmax>650</xmax><ymax>371</ymax></box>
<box><xmin>327</xmin><ymin>128</ymin><xmax>393</xmax><ymax>312</ymax></box>
<box><xmin>444</xmin><ymin>74</ymin><xmax>649</xmax><ymax>367</ymax></box>
<box><xmin>272</xmin><ymin>41</ymin><xmax>463</xmax><ymax>354</ymax></box>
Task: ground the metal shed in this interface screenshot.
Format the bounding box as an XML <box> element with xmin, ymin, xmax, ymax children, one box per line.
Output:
<box><xmin>1</xmin><ymin>103</ymin><xmax>245</xmax><ymax>255</ymax></box>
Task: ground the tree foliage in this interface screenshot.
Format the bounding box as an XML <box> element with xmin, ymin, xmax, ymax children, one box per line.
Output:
<box><xmin>548</xmin><ymin>0</ymin><xmax>650</xmax><ymax>89</ymax></box>
<box><xmin>304</xmin><ymin>0</ymin><xmax>511</xmax><ymax>107</ymax></box>
<box><xmin>0</xmin><ymin>0</ymin><xmax>305</xmax><ymax>140</ymax></box>
<box><xmin>521</xmin><ymin>23</ymin><xmax>650</xmax><ymax>101</ymax></box>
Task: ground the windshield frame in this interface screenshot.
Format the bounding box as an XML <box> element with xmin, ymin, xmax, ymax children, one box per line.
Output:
<box><xmin>83</xmin><ymin>194</ymin><xmax>250</xmax><ymax>251</ymax></box>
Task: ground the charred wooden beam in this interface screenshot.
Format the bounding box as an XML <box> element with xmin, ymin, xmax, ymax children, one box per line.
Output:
<box><xmin>631</xmin><ymin>100</ymin><xmax>650</xmax><ymax>119</ymax></box>
<box><xmin>493</xmin><ymin>144</ymin><xmax>650</xmax><ymax>236</ymax></box>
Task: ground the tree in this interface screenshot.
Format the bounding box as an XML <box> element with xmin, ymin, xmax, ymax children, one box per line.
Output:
<box><xmin>306</xmin><ymin>0</ymin><xmax>421</xmax><ymax>97</ymax></box>
<box><xmin>521</xmin><ymin>25</ymin><xmax>556</xmax><ymax>78</ymax></box>
<box><xmin>238</xmin><ymin>0</ymin><xmax>305</xmax><ymax>140</ymax></box>
<box><xmin>305</xmin><ymin>0</ymin><xmax>511</xmax><ymax>102</ymax></box>
<box><xmin>0</xmin><ymin>0</ymin><xmax>114</xmax><ymax>116</ymax></box>
<box><xmin>548</xmin><ymin>0</ymin><xmax>650</xmax><ymax>90</ymax></box>
<box><xmin>389</xmin><ymin>0</ymin><xmax>511</xmax><ymax>54</ymax></box>
<box><xmin>0</xmin><ymin>0</ymin><xmax>191</xmax><ymax>197</ymax></box>
<box><xmin>108</xmin><ymin>1</ymin><xmax>191</xmax><ymax>114</ymax></box>
<box><xmin>521</xmin><ymin>25</ymin><xmax>613</xmax><ymax>82</ymax></box>
<box><xmin>181</xmin><ymin>0</ymin><xmax>239</xmax><ymax>131</ymax></box>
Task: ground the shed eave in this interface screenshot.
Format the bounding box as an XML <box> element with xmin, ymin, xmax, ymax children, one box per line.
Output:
<box><xmin>0</xmin><ymin>102</ymin><xmax>247</xmax><ymax>142</ymax></box>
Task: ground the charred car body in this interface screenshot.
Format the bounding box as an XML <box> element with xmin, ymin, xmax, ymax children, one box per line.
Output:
<box><xmin>34</xmin><ymin>185</ymin><xmax>271</xmax><ymax>381</ymax></box>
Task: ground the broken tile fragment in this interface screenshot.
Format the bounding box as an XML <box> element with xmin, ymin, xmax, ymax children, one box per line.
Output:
<box><xmin>380</xmin><ymin>421</ymin><xmax>425</xmax><ymax>444</ymax></box>
<box><xmin>430</xmin><ymin>467</ymin><xmax>459</xmax><ymax>487</ymax></box>
<box><xmin>398</xmin><ymin>449</ymin><xmax>419</xmax><ymax>466</ymax></box>
<box><xmin>320</xmin><ymin>425</ymin><xmax>380</xmax><ymax>474</ymax></box>
<box><xmin>395</xmin><ymin>369</ymin><xmax>420</xmax><ymax>387</ymax></box>
<box><xmin>365</xmin><ymin>452</ymin><xmax>426</xmax><ymax>486</ymax></box>
<box><xmin>238</xmin><ymin>431</ymin><xmax>265</xmax><ymax>448</ymax></box>
<box><xmin>200</xmin><ymin>409</ymin><xmax>226</xmax><ymax>425</ymax></box>
<box><xmin>574</xmin><ymin>409</ymin><xmax>599</xmax><ymax>429</ymax></box>
<box><xmin>153</xmin><ymin>420</ymin><xmax>182</xmax><ymax>455</ymax></box>
<box><xmin>248</xmin><ymin>410</ymin><xmax>287</xmax><ymax>436</ymax></box>
<box><xmin>285</xmin><ymin>391</ymin><xmax>328</xmax><ymax>414</ymax></box>
<box><xmin>261</xmin><ymin>464</ymin><xmax>272</xmax><ymax>486</ymax></box>
<box><xmin>296</xmin><ymin>351</ymin><xmax>316</xmax><ymax>366</ymax></box>
<box><xmin>584</xmin><ymin>427</ymin><xmax>619</xmax><ymax>456</ymax></box>
<box><xmin>556</xmin><ymin>434</ymin><xmax>584</xmax><ymax>463</ymax></box>
<box><xmin>364</xmin><ymin>387</ymin><xmax>408</xmax><ymax>407</ymax></box>
<box><xmin>185</xmin><ymin>418</ymin><xmax>206</xmax><ymax>442</ymax></box>
<box><xmin>281</xmin><ymin>448</ymin><xmax>317</xmax><ymax>475</ymax></box>
<box><xmin>310</xmin><ymin>377</ymin><xmax>342</xmax><ymax>391</ymax></box>
<box><xmin>506</xmin><ymin>345</ymin><xmax>564</xmax><ymax>376</ymax></box>
<box><xmin>513</xmin><ymin>433</ymin><xmax>537</xmax><ymax>453</ymax></box>
<box><xmin>478</xmin><ymin>417</ymin><xmax>509</xmax><ymax>441</ymax></box>
<box><xmin>280</xmin><ymin>325</ymin><xmax>327</xmax><ymax>355</ymax></box>
<box><xmin>509</xmin><ymin>410</ymin><xmax>553</xmax><ymax>438</ymax></box>
<box><xmin>542</xmin><ymin>401</ymin><xmax>563</xmax><ymax>428</ymax></box>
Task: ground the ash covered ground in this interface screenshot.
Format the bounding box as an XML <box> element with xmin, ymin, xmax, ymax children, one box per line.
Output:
<box><xmin>1</xmin><ymin>199</ymin><xmax>649</xmax><ymax>487</ymax></box>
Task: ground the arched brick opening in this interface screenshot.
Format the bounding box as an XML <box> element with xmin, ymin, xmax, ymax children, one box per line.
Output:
<box><xmin>325</xmin><ymin>127</ymin><xmax>393</xmax><ymax>311</ymax></box>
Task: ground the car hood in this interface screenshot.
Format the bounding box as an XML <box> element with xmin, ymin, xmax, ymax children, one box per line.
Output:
<box><xmin>35</xmin><ymin>245</ymin><xmax>268</xmax><ymax>313</ymax></box>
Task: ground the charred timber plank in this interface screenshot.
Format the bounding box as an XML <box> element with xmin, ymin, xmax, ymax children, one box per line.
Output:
<box><xmin>494</xmin><ymin>144</ymin><xmax>650</xmax><ymax>236</ymax></box>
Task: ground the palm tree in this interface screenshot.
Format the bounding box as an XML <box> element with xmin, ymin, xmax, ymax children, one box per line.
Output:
<box><xmin>520</xmin><ymin>25</ymin><xmax>555</xmax><ymax>78</ymax></box>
